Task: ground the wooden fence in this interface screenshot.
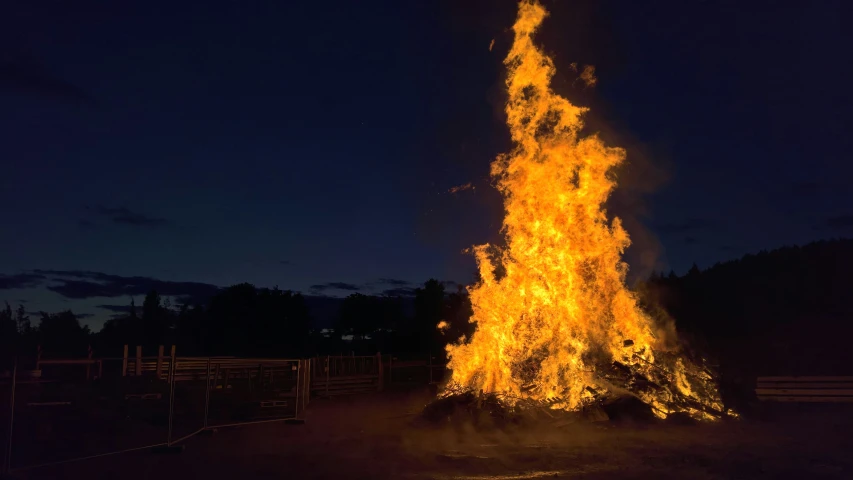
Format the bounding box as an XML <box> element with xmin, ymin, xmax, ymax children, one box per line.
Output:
<box><xmin>310</xmin><ymin>354</ymin><xmax>383</xmax><ymax>396</ymax></box>
<box><xmin>388</xmin><ymin>355</ymin><xmax>445</xmax><ymax>386</ymax></box>
<box><xmin>26</xmin><ymin>346</ymin><xmax>444</xmax><ymax>402</ymax></box>
<box><xmin>756</xmin><ymin>376</ymin><xmax>853</xmax><ymax>402</ymax></box>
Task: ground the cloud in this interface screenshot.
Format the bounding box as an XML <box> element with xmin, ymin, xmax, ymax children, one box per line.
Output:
<box><xmin>47</xmin><ymin>279</ymin><xmax>117</xmax><ymax>298</ymax></box>
<box><xmin>88</xmin><ymin>206</ymin><xmax>170</xmax><ymax>228</ymax></box>
<box><xmin>0</xmin><ymin>273</ymin><xmax>46</xmax><ymax>290</ymax></box>
<box><xmin>382</xmin><ymin>287</ymin><xmax>418</xmax><ymax>297</ymax></box>
<box><xmin>279</xmin><ymin>260</ymin><xmax>295</xmax><ymax>266</ymax></box>
<box><xmin>822</xmin><ymin>215</ymin><xmax>853</xmax><ymax>231</ymax></box>
<box><xmin>96</xmin><ymin>304</ymin><xmax>134</xmax><ymax>313</ymax></box>
<box><xmin>32</xmin><ymin>269</ymin><xmax>221</xmax><ymax>302</ymax></box>
<box><xmin>655</xmin><ymin>218</ymin><xmax>715</xmax><ymax>235</ymax></box>
<box><xmin>76</xmin><ymin>313</ymin><xmax>95</xmax><ymax>319</ymax></box>
<box><xmin>305</xmin><ymin>278</ymin><xmax>460</xmax><ymax>298</ymax></box>
<box><xmin>309</xmin><ymin>282</ymin><xmax>361</xmax><ymax>292</ymax></box>
<box><xmin>0</xmin><ymin>54</ymin><xmax>96</xmax><ymax>105</ymax></box>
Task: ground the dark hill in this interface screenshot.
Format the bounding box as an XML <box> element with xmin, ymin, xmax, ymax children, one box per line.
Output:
<box><xmin>642</xmin><ymin>238</ymin><xmax>853</xmax><ymax>411</ymax></box>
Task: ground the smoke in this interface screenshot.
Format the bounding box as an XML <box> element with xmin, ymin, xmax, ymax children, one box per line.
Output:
<box><xmin>605</xmin><ymin>134</ymin><xmax>673</xmax><ymax>284</ymax></box>
<box><xmin>636</xmin><ymin>279</ymin><xmax>679</xmax><ymax>350</ymax></box>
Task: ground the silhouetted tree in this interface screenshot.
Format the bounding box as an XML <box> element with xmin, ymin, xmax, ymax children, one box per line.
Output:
<box><xmin>174</xmin><ymin>303</ymin><xmax>206</xmax><ymax>354</ymax></box>
<box><xmin>0</xmin><ymin>302</ymin><xmax>17</xmax><ymax>368</ymax></box>
<box><xmin>37</xmin><ymin>310</ymin><xmax>90</xmax><ymax>357</ymax></box>
<box><xmin>411</xmin><ymin>279</ymin><xmax>446</xmax><ymax>353</ymax></box>
<box><xmin>0</xmin><ymin>302</ymin><xmax>14</xmax><ymax>334</ymax></box>
<box><xmin>255</xmin><ymin>287</ymin><xmax>311</xmax><ymax>356</ymax></box>
<box><xmin>15</xmin><ymin>304</ymin><xmax>30</xmax><ymax>334</ymax></box>
<box><xmin>686</xmin><ymin>263</ymin><xmax>700</xmax><ymax>278</ymax></box>
<box><xmin>204</xmin><ymin>283</ymin><xmax>256</xmax><ymax>355</ymax></box>
<box><xmin>198</xmin><ymin>283</ymin><xmax>311</xmax><ymax>356</ymax></box>
<box><xmin>141</xmin><ymin>289</ymin><xmax>173</xmax><ymax>347</ymax></box>
<box><xmin>93</xmin><ymin>297</ymin><xmax>144</xmax><ymax>355</ymax></box>
<box><xmin>337</xmin><ymin>293</ymin><xmax>382</xmax><ymax>341</ymax></box>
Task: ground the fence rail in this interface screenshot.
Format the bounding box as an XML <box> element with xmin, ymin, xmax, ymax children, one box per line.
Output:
<box><xmin>1</xmin><ymin>352</ymin><xmax>308</xmax><ymax>475</ymax></box>
<box><xmin>756</xmin><ymin>376</ymin><xmax>853</xmax><ymax>402</ymax></box>
<box><xmin>388</xmin><ymin>355</ymin><xmax>445</xmax><ymax>386</ymax></box>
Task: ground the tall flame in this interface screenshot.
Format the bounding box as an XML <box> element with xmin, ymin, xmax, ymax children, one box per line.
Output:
<box><xmin>444</xmin><ymin>1</ymin><xmax>721</xmax><ymax>418</ymax></box>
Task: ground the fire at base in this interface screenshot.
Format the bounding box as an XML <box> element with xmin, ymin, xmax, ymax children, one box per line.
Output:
<box><xmin>441</xmin><ymin>1</ymin><xmax>723</xmax><ymax>420</ymax></box>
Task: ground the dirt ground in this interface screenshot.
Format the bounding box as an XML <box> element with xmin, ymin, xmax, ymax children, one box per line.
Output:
<box><xmin>11</xmin><ymin>388</ymin><xmax>853</xmax><ymax>480</ymax></box>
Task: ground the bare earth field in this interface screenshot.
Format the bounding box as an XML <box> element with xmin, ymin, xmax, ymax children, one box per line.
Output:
<box><xmin>13</xmin><ymin>389</ymin><xmax>853</xmax><ymax>480</ymax></box>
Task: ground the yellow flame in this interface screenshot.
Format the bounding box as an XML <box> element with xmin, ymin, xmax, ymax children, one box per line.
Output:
<box><xmin>443</xmin><ymin>0</ymin><xmax>721</xmax><ymax>418</ymax></box>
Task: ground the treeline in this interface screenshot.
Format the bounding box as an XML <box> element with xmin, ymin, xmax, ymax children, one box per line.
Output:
<box><xmin>1</xmin><ymin>306</ymin><xmax>93</xmax><ymax>367</ymax></box>
<box><xmin>639</xmin><ymin>238</ymin><xmax>853</xmax><ymax>379</ymax></box>
<box><xmin>1</xmin><ymin>280</ymin><xmax>474</xmax><ymax>363</ymax></box>
<box><xmin>5</xmin><ymin>238</ymin><xmax>852</xmax><ymax>381</ymax></box>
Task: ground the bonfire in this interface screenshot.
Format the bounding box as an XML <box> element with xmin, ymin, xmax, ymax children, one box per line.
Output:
<box><xmin>438</xmin><ymin>0</ymin><xmax>723</xmax><ymax>421</ymax></box>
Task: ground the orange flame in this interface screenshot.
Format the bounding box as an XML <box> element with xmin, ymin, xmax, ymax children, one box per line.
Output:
<box><xmin>443</xmin><ymin>1</ymin><xmax>721</xmax><ymax>419</ymax></box>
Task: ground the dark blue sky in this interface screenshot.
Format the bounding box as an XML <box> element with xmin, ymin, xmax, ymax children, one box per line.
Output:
<box><xmin>2</xmin><ymin>0</ymin><xmax>850</xmax><ymax>329</ymax></box>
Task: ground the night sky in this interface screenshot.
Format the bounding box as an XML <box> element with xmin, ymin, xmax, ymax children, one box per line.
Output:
<box><xmin>2</xmin><ymin>0</ymin><xmax>850</xmax><ymax>329</ymax></box>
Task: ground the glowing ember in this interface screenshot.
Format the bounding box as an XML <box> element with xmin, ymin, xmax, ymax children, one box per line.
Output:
<box><xmin>443</xmin><ymin>0</ymin><xmax>722</xmax><ymax>420</ymax></box>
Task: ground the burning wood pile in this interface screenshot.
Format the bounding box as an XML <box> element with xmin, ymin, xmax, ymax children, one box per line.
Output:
<box><xmin>433</xmin><ymin>0</ymin><xmax>724</xmax><ymax>422</ymax></box>
<box><xmin>422</xmin><ymin>352</ymin><xmax>723</xmax><ymax>427</ymax></box>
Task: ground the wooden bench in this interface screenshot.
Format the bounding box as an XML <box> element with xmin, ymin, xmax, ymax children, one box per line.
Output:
<box><xmin>756</xmin><ymin>376</ymin><xmax>853</xmax><ymax>402</ymax></box>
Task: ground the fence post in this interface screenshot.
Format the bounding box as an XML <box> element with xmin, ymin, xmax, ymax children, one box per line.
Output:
<box><xmin>86</xmin><ymin>345</ymin><xmax>93</xmax><ymax>381</ymax></box>
<box><xmin>169</xmin><ymin>346</ymin><xmax>176</xmax><ymax>382</ymax></box>
<box><xmin>135</xmin><ymin>346</ymin><xmax>142</xmax><ymax>376</ymax></box>
<box><xmin>304</xmin><ymin>359</ymin><xmax>310</xmax><ymax>408</ymax></box>
<box><xmin>3</xmin><ymin>358</ymin><xmax>17</xmax><ymax>475</ymax></box>
<box><xmin>294</xmin><ymin>360</ymin><xmax>301</xmax><ymax>420</ymax></box>
<box><xmin>203</xmin><ymin>357</ymin><xmax>211</xmax><ymax>429</ymax></box>
<box><xmin>156</xmin><ymin>345</ymin><xmax>164</xmax><ymax>380</ymax></box>
<box><xmin>325</xmin><ymin>356</ymin><xmax>330</xmax><ymax>397</ymax></box>
<box><xmin>122</xmin><ymin>345</ymin><xmax>128</xmax><ymax>376</ymax></box>
<box><xmin>166</xmin><ymin>347</ymin><xmax>177</xmax><ymax>445</ymax></box>
<box><xmin>377</xmin><ymin>352</ymin><xmax>384</xmax><ymax>392</ymax></box>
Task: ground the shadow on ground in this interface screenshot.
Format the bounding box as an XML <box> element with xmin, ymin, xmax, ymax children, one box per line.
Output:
<box><xmin>13</xmin><ymin>388</ymin><xmax>853</xmax><ymax>479</ymax></box>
